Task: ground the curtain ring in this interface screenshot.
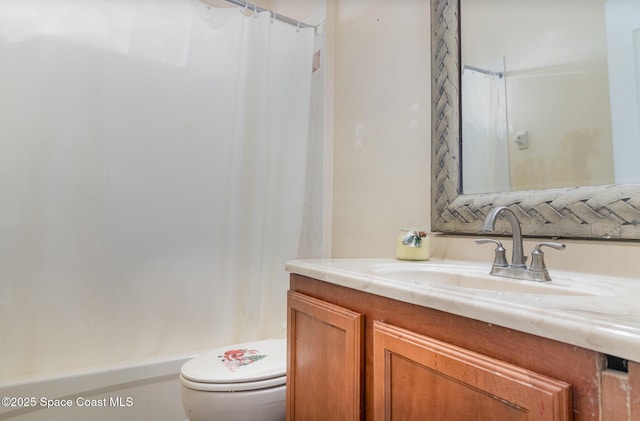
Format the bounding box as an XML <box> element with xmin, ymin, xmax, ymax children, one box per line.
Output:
<box><xmin>296</xmin><ymin>21</ymin><xmax>301</xmax><ymax>33</ymax></box>
<box><xmin>243</xmin><ymin>2</ymin><xmax>248</xmax><ymax>14</ymax></box>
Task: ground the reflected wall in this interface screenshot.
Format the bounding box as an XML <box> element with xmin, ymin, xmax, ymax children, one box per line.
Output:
<box><xmin>461</xmin><ymin>0</ymin><xmax>614</xmax><ymax>192</ymax></box>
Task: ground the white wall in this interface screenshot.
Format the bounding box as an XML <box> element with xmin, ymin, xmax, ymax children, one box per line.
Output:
<box><xmin>606</xmin><ymin>0</ymin><xmax>640</xmax><ymax>184</ymax></box>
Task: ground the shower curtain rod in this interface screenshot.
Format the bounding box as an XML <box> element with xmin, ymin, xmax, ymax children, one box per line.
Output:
<box><xmin>222</xmin><ymin>0</ymin><xmax>316</xmax><ymax>30</ymax></box>
<box><xmin>463</xmin><ymin>64</ymin><xmax>504</xmax><ymax>79</ymax></box>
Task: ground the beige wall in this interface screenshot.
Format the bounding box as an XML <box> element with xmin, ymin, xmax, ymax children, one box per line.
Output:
<box><xmin>332</xmin><ymin>0</ymin><xmax>431</xmax><ymax>258</ymax></box>
<box><xmin>331</xmin><ymin>0</ymin><xmax>640</xmax><ymax>279</ymax></box>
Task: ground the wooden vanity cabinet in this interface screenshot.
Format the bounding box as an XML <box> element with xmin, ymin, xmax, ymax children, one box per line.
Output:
<box><xmin>288</xmin><ymin>274</ymin><xmax>604</xmax><ymax>420</ymax></box>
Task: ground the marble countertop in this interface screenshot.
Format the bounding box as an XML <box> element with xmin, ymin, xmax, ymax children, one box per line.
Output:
<box><xmin>286</xmin><ymin>258</ymin><xmax>640</xmax><ymax>363</ymax></box>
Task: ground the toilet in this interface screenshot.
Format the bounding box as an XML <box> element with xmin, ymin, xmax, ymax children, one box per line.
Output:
<box><xmin>180</xmin><ymin>338</ymin><xmax>287</xmax><ymax>421</ymax></box>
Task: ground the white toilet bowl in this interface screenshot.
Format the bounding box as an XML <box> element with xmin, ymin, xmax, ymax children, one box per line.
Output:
<box><xmin>180</xmin><ymin>338</ymin><xmax>287</xmax><ymax>421</ymax></box>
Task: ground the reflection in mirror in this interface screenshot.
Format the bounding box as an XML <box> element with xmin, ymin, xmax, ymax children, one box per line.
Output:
<box><xmin>460</xmin><ymin>0</ymin><xmax>640</xmax><ymax>194</ymax></box>
<box><xmin>431</xmin><ymin>0</ymin><xmax>640</xmax><ymax>239</ymax></box>
<box><xmin>461</xmin><ymin>58</ymin><xmax>509</xmax><ymax>194</ymax></box>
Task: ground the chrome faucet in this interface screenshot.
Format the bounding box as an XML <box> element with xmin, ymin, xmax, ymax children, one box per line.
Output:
<box><xmin>475</xmin><ymin>206</ymin><xmax>566</xmax><ymax>282</ymax></box>
<box><xmin>482</xmin><ymin>206</ymin><xmax>527</xmax><ymax>269</ymax></box>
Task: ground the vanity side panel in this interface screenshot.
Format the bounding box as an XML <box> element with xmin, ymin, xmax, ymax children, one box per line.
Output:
<box><xmin>290</xmin><ymin>274</ymin><xmax>601</xmax><ymax>421</ymax></box>
<box><xmin>600</xmin><ymin>370</ymin><xmax>630</xmax><ymax>420</ymax></box>
<box><xmin>630</xmin><ymin>362</ymin><xmax>640</xmax><ymax>421</ymax></box>
<box><xmin>601</xmin><ymin>361</ymin><xmax>640</xmax><ymax>421</ymax></box>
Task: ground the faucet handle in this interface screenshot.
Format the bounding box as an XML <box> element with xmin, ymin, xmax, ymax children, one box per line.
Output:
<box><xmin>529</xmin><ymin>242</ymin><xmax>566</xmax><ymax>272</ymax></box>
<box><xmin>475</xmin><ymin>238</ymin><xmax>508</xmax><ymax>267</ymax></box>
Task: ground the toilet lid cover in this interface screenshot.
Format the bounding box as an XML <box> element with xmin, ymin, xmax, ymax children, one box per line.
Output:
<box><xmin>180</xmin><ymin>338</ymin><xmax>286</xmax><ymax>384</ymax></box>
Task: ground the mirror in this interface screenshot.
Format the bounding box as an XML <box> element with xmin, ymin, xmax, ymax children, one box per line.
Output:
<box><xmin>460</xmin><ymin>0</ymin><xmax>640</xmax><ymax>194</ymax></box>
<box><xmin>430</xmin><ymin>0</ymin><xmax>640</xmax><ymax>239</ymax></box>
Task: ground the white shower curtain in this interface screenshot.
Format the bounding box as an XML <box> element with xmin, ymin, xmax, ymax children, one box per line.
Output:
<box><xmin>0</xmin><ymin>0</ymin><xmax>314</xmax><ymax>378</ymax></box>
<box><xmin>461</xmin><ymin>60</ymin><xmax>510</xmax><ymax>194</ymax></box>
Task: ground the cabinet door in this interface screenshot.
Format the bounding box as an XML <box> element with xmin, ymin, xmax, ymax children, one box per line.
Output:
<box><xmin>287</xmin><ymin>291</ymin><xmax>364</xmax><ymax>421</ymax></box>
<box><xmin>373</xmin><ymin>321</ymin><xmax>572</xmax><ymax>421</ymax></box>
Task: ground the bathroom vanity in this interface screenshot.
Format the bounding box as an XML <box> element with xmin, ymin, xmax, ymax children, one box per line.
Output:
<box><xmin>285</xmin><ymin>259</ymin><xmax>640</xmax><ymax>420</ymax></box>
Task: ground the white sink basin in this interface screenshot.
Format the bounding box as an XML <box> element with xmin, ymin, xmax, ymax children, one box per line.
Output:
<box><xmin>367</xmin><ymin>262</ymin><xmax>614</xmax><ymax>296</ymax></box>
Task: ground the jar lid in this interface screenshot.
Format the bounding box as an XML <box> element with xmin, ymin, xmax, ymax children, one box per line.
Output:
<box><xmin>400</xmin><ymin>228</ymin><xmax>428</xmax><ymax>235</ymax></box>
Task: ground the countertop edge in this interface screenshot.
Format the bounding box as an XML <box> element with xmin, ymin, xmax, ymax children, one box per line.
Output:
<box><xmin>286</xmin><ymin>258</ymin><xmax>640</xmax><ymax>363</ymax></box>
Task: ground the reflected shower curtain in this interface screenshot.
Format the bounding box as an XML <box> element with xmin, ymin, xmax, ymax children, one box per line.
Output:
<box><xmin>0</xmin><ymin>0</ymin><xmax>314</xmax><ymax>377</ymax></box>
<box><xmin>461</xmin><ymin>60</ymin><xmax>510</xmax><ymax>194</ymax></box>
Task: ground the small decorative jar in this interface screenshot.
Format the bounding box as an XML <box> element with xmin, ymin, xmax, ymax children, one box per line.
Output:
<box><xmin>396</xmin><ymin>229</ymin><xmax>430</xmax><ymax>261</ymax></box>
